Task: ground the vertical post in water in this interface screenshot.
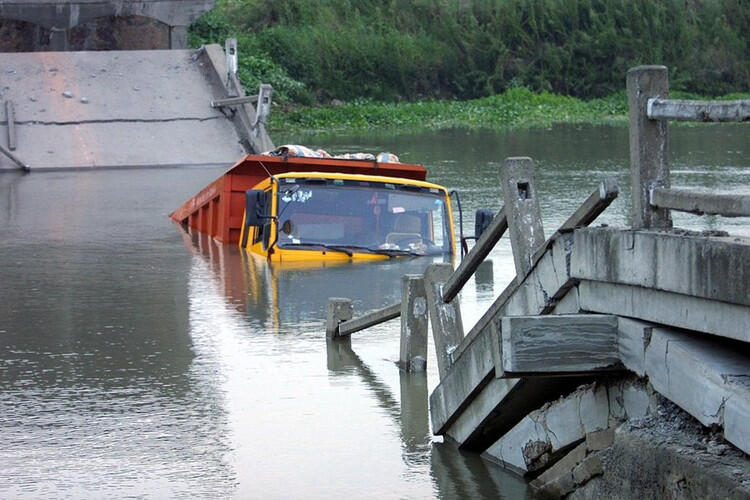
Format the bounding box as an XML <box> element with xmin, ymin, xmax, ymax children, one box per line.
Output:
<box><xmin>627</xmin><ymin>65</ymin><xmax>672</xmax><ymax>230</ymax></box>
<box><xmin>326</xmin><ymin>298</ymin><xmax>353</xmax><ymax>338</ymax></box>
<box><xmin>399</xmin><ymin>274</ymin><xmax>428</xmax><ymax>372</ymax></box>
<box><xmin>500</xmin><ymin>157</ymin><xmax>545</xmax><ymax>278</ymax></box>
<box><xmin>424</xmin><ymin>263</ymin><xmax>464</xmax><ymax>379</ymax></box>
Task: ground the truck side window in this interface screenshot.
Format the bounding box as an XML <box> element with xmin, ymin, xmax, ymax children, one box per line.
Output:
<box><xmin>253</xmin><ymin>190</ymin><xmax>273</xmax><ymax>248</ymax></box>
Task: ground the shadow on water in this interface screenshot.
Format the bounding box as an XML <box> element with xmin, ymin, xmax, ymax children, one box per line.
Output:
<box><xmin>184</xmin><ymin>224</ymin><xmax>530</xmax><ymax>497</ymax></box>
<box><xmin>326</xmin><ymin>337</ymin><xmax>529</xmax><ymax>499</ymax></box>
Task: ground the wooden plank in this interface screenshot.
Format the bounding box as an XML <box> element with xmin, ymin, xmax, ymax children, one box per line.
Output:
<box><xmin>627</xmin><ymin>65</ymin><xmax>672</xmax><ymax>230</ymax></box>
<box><xmin>500</xmin><ymin>314</ymin><xmax>620</xmax><ymax>376</ymax></box>
<box><xmin>6</xmin><ymin>100</ymin><xmax>16</xmax><ymax>151</ymax></box>
<box><xmin>338</xmin><ymin>302</ymin><xmax>400</xmax><ymax>337</ymax></box>
<box><xmin>442</xmin><ymin>208</ymin><xmax>507</xmax><ymax>303</ymax></box>
<box><xmin>647</xmin><ymin>98</ymin><xmax>750</xmax><ymax>122</ymax></box>
<box><xmin>650</xmin><ymin>187</ymin><xmax>750</xmax><ymax>217</ymax></box>
<box><xmin>500</xmin><ymin>157</ymin><xmax>545</xmax><ymax>277</ymax></box>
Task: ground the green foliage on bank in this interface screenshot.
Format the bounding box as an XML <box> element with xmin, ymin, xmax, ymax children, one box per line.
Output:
<box><xmin>267</xmin><ymin>88</ymin><xmax>630</xmax><ymax>133</ymax></box>
<box><xmin>191</xmin><ymin>0</ymin><xmax>750</xmax><ymax>105</ymax></box>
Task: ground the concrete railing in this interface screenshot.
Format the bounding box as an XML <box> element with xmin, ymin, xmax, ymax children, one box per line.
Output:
<box><xmin>627</xmin><ymin>65</ymin><xmax>750</xmax><ymax>228</ymax></box>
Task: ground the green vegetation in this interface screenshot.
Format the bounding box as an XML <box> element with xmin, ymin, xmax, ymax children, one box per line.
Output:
<box><xmin>189</xmin><ymin>0</ymin><xmax>750</xmax><ymax>133</ymax></box>
<box><xmin>268</xmin><ymin>88</ymin><xmax>628</xmax><ymax>133</ymax></box>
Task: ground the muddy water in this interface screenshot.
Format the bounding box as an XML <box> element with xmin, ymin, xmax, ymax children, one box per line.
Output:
<box><xmin>1</xmin><ymin>124</ymin><xmax>747</xmax><ymax>498</ymax></box>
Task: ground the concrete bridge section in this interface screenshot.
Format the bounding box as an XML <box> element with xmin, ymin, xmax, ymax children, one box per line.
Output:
<box><xmin>0</xmin><ymin>44</ymin><xmax>274</xmax><ymax>170</ymax></box>
<box><xmin>0</xmin><ymin>0</ymin><xmax>213</xmax><ymax>50</ymax></box>
<box><xmin>418</xmin><ymin>66</ymin><xmax>750</xmax><ymax>498</ymax></box>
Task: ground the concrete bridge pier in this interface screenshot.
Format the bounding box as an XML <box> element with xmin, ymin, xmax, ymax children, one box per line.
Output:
<box><xmin>0</xmin><ymin>0</ymin><xmax>213</xmax><ymax>51</ymax></box>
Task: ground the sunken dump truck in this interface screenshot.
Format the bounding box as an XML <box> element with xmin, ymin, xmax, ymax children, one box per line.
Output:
<box><xmin>169</xmin><ymin>150</ymin><xmax>486</xmax><ymax>263</ymax></box>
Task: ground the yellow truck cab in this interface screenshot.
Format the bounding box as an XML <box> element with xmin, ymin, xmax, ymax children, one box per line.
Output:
<box><xmin>240</xmin><ymin>172</ymin><xmax>456</xmax><ymax>262</ymax></box>
<box><xmin>171</xmin><ymin>151</ymin><xmax>475</xmax><ymax>264</ymax></box>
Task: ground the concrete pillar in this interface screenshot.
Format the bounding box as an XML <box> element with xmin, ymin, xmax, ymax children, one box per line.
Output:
<box><xmin>49</xmin><ymin>27</ymin><xmax>69</xmax><ymax>51</ymax></box>
<box><xmin>399</xmin><ymin>370</ymin><xmax>430</xmax><ymax>453</ymax></box>
<box><xmin>424</xmin><ymin>263</ymin><xmax>464</xmax><ymax>379</ymax></box>
<box><xmin>169</xmin><ymin>25</ymin><xmax>188</xmax><ymax>49</ymax></box>
<box><xmin>500</xmin><ymin>157</ymin><xmax>545</xmax><ymax>278</ymax></box>
<box><xmin>399</xmin><ymin>275</ymin><xmax>428</xmax><ymax>372</ymax></box>
<box><xmin>326</xmin><ymin>297</ymin><xmax>353</xmax><ymax>338</ymax></box>
<box><xmin>627</xmin><ymin>65</ymin><xmax>672</xmax><ymax>230</ymax></box>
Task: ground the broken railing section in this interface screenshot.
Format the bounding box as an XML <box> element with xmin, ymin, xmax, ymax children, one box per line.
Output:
<box><xmin>428</xmin><ymin>174</ymin><xmax>619</xmax><ymax>446</ymax></box>
<box><xmin>325</xmin><ymin>276</ymin><xmax>429</xmax><ymax>373</ymax></box>
<box><xmin>628</xmin><ymin>65</ymin><xmax>750</xmax><ymax>226</ymax></box>
<box><xmin>1</xmin><ymin>100</ymin><xmax>29</xmax><ymax>171</ymax></box>
<box><xmin>325</xmin><ymin>203</ymin><xmax>510</xmax><ymax>373</ymax></box>
<box><xmin>198</xmin><ymin>40</ymin><xmax>275</xmax><ymax>153</ymax></box>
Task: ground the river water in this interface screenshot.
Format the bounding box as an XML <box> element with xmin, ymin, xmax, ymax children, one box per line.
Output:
<box><xmin>1</xmin><ymin>124</ymin><xmax>747</xmax><ymax>498</ymax></box>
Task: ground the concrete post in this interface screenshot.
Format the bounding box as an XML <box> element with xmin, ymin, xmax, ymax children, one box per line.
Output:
<box><xmin>627</xmin><ymin>65</ymin><xmax>672</xmax><ymax>230</ymax></box>
<box><xmin>500</xmin><ymin>157</ymin><xmax>545</xmax><ymax>278</ymax></box>
<box><xmin>49</xmin><ymin>27</ymin><xmax>69</xmax><ymax>51</ymax></box>
<box><xmin>399</xmin><ymin>370</ymin><xmax>430</xmax><ymax>452</ymax></box>
<box><xmin>325</xmin><ymin>297</ymin><xmax>353</xmax><ymax>338</ymax></box>
<box><xmin>169</xmin><ymin>26</ymin><xmax>188</xmax><ymax>49</ymax></box>
<box><xmin>424</xmin><ymin>263</ymin><xmax>464</xmax><ymax>379</ymax></box>
<box><xmin>252</xmin><ymin>84</ymin><xmax>274</xmax><ymax>127</ymax></box>
<box><xmin>399</xmin><ymin>275</ymin><xmax>428</xmax><ymax>372</ymax></box>
<box><xmin>225</xmin><ymin>38</ymin><xmax>238</xmax><ymax>76</ymax></box>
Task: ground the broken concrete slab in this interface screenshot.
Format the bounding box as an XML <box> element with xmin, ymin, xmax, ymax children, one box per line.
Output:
<box><xmin>482</xmin><ymin>380</ymin><xmax>658</xmax><ymax>475</ymax></box>
<box><xmin>571</xmin><ymin>227</ymin><xmax>750</xmax><ymax>307</ymax></box>
<box><xmin>579</xmin><ymin>280</ymin><xmax>750</xmax><ymax>343</ymax></box>
<box><xmin>499</xmin><ymin>314</ymin><xmax>620</xmax><ymax>376</ymax></box>
<box><xmin>643</xmin><ymin>328</ymin><xmax>750</xmax><ymax>454</ymax></box>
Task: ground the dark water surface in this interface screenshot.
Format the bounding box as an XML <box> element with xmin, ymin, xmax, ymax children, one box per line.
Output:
<box><xmin>1</xmin><ymin>124</ymin><xmax>748</xmax><ymax>498</ymax></box>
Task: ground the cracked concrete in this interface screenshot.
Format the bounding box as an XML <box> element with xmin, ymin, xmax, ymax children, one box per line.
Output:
<box><xmin>0</xmin><ymin>49</ymin><xmax>247</xmax><ymax>170</ymax></box>
<box><xmin>482</xmin><ymin>380</ymin><xmax>657</xmax><ymax>475</ymax></box>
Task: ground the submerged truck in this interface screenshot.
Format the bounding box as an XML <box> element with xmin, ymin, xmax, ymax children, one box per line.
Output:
<box><xmin>171</xmin><ymin>152</ymin><xmax>468</xmax><ymax>262</ymax></box>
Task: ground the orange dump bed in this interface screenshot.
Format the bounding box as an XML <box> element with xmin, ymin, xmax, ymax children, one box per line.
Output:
<box><xmin>170</xmin><ymin>154</ymin><xmax>428</xmax><ymax>244</ymax></box>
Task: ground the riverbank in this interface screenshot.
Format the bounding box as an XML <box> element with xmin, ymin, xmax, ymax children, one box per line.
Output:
<box><xmin>268</xmin><ymin>89</ymin><xmax>750</xmax><ymax>135</ymax></box>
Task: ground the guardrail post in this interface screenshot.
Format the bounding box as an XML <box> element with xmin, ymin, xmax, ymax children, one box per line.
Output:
<box><xmin>500</xmin><ymin>157</ymin><xmax>545</xmax><ymax>277</ymax></box>
<box><xmin>253</xmin><ymin>84</ymin><xmax>273</xmax><ymax>127</ymax></box>
<box><xmin>627</xmin><ymin>65</ymin><xmax>672</xmax><ymax>230</ymax></box>
<box><xmin>399</xmin><ymin>275</ymin><xmax>428</xmax><ymax>372</ymax></box>
<box><xmin>326</xmin><ymin>297</ymin><xmax>353</xmax><ymax>338</ymax></box>
<box><xmin>424</xmin><ymin>263</ymin><xmax>464</xmax><ymax>379</ymax></box>
<box><xmin>225</xmin><ymin>38</ymin><xmax>238</xmax><ymax>79</ymax></box>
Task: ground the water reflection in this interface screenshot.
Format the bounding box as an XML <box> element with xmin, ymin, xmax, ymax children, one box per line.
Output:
<box><xmin>1</xmin><ymin>123</ymin><xmax>747</xmax><ymax>498</ymax></box>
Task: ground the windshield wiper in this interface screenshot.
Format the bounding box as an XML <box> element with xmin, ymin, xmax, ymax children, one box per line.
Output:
<box><xmin>278</xmin><ymin>242</ymin><xmax>353</xmax><ymax>256</ymax></box>
<box><xmin>315</xmin><ymin>244</ymin><xmax>421</xmax><ymax>258</ymax></box>
<box><xmin>278</xmin><ymin>242</ymin><xmax>421</xmax><ymax>258</ymax></box>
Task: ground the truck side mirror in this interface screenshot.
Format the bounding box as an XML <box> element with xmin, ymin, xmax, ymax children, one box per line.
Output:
<box><xmin>475</xmin><ymin>209</ymin><xmax>494</xmax><ymax>239</ymax></box>
<box><xmin>244</xmin><ymin>189</ymin><xmax>266</xmax><ymax>227</ymax></box>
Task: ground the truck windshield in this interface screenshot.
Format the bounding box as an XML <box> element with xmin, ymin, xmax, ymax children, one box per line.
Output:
<box><xmin>275</xmin><ymin>179</ymin><xmax>451</xmax><ymax>255</ymax></box>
